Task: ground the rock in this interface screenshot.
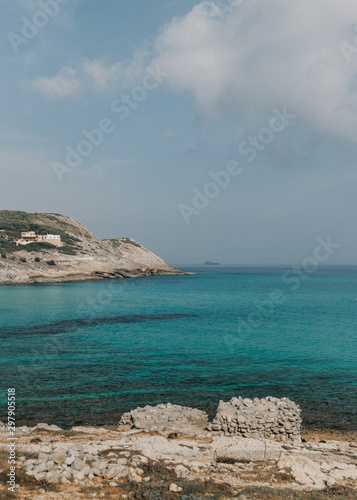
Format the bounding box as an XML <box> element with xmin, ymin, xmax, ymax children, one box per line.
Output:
<box><xmin>109</xmin><ymin>481</ymin><xmax>118</xmax><ymax>486</ymax></box>
<box><xmin>53</xmin><ymin>452</ymin><xmax>67</xmax><ymax>464</ymax></box>
<box><xmin>175</xmin><ymin>464</ymin><xmax>188</xmax><ymax>477</ymax></box>
<box><xmin>65</xmin><ymin>455</ymin><xmax>75</xmax><ymax>465</ymax></box>
<box><xmin>278</xmin><ymin>456</ymin><xmax>327</xmax><ymax>489</ymax></box>
<box><xmin>132</xmin><ymin>475</ymin><xmax>142</xmax><ymax>483</ymax></box>
<box><xmin>326</xmin><ymin>476</ymin><xmax>336</xmax><ymax>487</ymax></box>
<box><xmin>83</xmin><ymin>465</ymin><xmax>91</xmax><ymax>475</ymax></box>
<box><xmin>98</xmin><ymin>460</ymin><xmax>108</xmax><ymax>470</ymax></box>
<box><xmin>34</xmin><ymin>462</ymin><xmax>48</xmax><ymax>474</ymax></box>
<box><xmin>119</xmin><ymin>403</ymin><xmax>208</xmax><ymax>434</ymax></box>
<box><xmin>106</xmin><ymin>466</ymin><xmax>125</xmax><ymax>479</ymax></box>
<box><xmin>69</xmin><ymin>446</ymin><xmax>84</xmax><ymax>460</ymax></box>
<box><xmin>35</xmin><ymin>472</ymin><xmax>46</xmax><ymax>481</ymax></box>
<box><xmin>131</xmin><ymin>455</ymin><xmax>147</xmax><ymax>464</ymax></box>
<box><xmin>46</xmin><ymin>471</ymin><xmax>60</xmax><ymax>484</ymax></box>
<box><xmin>74</xmin><ymin>470</ymin><xmax>85</xmax><ymax>481</ymax></box>
<box><xmin>46</xmin><ymin>460</ymin><xmax>55</xmax><ymax>471</ymax></box>
<box><xmin>62</xmin><ymin>470</ymin><xmax>72</xmax><ymax>480</ymax></box>
<box><xmin>35</xmin><ymin>423</ymin><xmax>62</xmax><ymax>432</ymax></box>
<box><xmin>169</xmin><ymin>483</ymin><xmax>182</xmax><ymax>492</ymax></box>
<box><xmin>330</xmin><ymin>464</ymin><xmax>357</xmax><ymax>481</ymax></box>
<box><xmin>208</xmin><ymin>396</ymin><xmax>301</xmax><ymax>441</ymax></box>
<box><xmin>72</xmin><ymin>458</ymin><xmax>85</xmax><ymax>471</ymax></box>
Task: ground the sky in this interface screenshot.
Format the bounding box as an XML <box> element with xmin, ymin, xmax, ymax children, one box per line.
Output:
<box><xmin>1</xmin><ymin>0</ymin><xmax>357</xmax><ymax>264</ymax></box>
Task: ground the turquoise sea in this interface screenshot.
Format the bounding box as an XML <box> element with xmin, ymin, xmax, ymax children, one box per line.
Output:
<box><xmin>0</xmin><ymin>266</ymin><xmax>356</xmax><ymax>429</ymax></box>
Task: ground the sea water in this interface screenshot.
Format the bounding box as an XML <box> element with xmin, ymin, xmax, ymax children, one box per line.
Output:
<box><xmin>0</xmin><ymin>266</ymin><xmax>356</xmax><ymax>429</ymax></box>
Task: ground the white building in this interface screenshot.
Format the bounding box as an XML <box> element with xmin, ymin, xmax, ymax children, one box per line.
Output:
<box><xmin>43</xmin><ymin>234</ymin><xmax>62</xmax><ymax>247</ymax></box>
<box><xmin>15</xmin><ymin>233</ymin><xmax>62</xmax><ymax>246</ymax></box>
<box><xmin>43</xmin><ymin>235</ymin><xmax>61</xmax><ymax>241</ymax></box>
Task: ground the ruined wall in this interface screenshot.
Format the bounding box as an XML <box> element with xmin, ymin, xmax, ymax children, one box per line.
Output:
<box><xmin>207</xmin><ymin>396</ymin><xmax>302</xmax><ymax>441</ymax></box>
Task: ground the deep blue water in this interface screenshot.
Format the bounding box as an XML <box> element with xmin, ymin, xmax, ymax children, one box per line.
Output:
<box><xmin>0</xmin><ymin>266</ymin><xmax>356</xmax><ymax>429</ymax></box>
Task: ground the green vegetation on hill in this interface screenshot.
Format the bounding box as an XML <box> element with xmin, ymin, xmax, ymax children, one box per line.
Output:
<box><xmin>0</xmin><ymin>210</ymin><xmax>82</xmax><ymax>256</ymax></box>
<box><xmin>0</xmin><ymin>240</ymin><xmax>17</xmax><ymax>254</ymax></box>
<box><xmin>22</xmin><ymin>242</ymin><xmax>57</xmax><ymax>253</ymax></box>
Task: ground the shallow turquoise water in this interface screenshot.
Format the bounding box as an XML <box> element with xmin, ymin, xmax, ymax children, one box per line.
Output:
<box><xmin>0</xmin><ymin>266</ymin><xmax>356</xmax><ymax>429</ymax></box>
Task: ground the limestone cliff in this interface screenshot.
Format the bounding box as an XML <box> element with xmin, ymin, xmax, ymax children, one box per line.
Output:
<box><xmin>0</xmin><ymin>211</ymin><xmax>187</xmax><ymax>285</ymax></box>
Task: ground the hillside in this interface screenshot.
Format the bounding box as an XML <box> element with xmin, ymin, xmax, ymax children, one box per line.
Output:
<box><xmin>0</xmin><ymin>211</ymin><xmax>187</xmax><ymax>285</ymax></box>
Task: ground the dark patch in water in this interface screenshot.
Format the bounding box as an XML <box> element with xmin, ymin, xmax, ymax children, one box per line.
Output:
<box><xmin>0</xmin><ymin>314</ymin><xmax>197</xmax><ymax>337</ymax></box>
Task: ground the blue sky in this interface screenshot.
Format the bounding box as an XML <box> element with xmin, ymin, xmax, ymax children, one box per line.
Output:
<box><xmin>1</xmin><ymin>0</ymin><xmax>357</xmax><ymax>264</ymax></box>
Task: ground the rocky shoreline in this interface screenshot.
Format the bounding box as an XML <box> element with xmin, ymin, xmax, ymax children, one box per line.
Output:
<box><xmin>0</xmin><ymin>266</ymin><xmax>190</xmax><ymax>286</ymax></box>
<box><xmin>1</xmin><ymin>398</ymin><xmax>356</xmax><ymax>499</ymax></box>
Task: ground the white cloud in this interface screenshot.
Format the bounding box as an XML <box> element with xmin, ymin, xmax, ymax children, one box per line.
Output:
<box><xmin>28</xmin><ymin>67</ymin><xmax>81</xmax><ymax>98</ymax></box>
<box><xmin>24</xmin><ymin>0</ymin><xmax>357</xmax><ymax>144</ymax></box>
<box><xmin>151</xmin><ymin>0</ymin><xmax>357</xmax><ymax>140</ymax></box>
<box><xmin>82</xmin><ymin>59</ymin><xmax>123</xmax><ymax>90</ymax></box>
<box><xmin>27</xmin><ymin>50</ymin><xmax>150</xmax><ymax>98</ymax></box>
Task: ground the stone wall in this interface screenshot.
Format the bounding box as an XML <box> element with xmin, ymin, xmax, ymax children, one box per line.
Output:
<box><xmin>206</xmin><ymin>396</ymin><xmax>302</xmax><ymax>441</ymax></box>
<box><xmin>119</xmin><ymin>403</ymin><xmax>208</xmax><ymax>434</ymax></box>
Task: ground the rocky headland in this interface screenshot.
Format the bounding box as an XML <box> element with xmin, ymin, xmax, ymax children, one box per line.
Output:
<box><xmin>0</xmin><ymin>211</ymin><xmax>189</xmax><ymax>285</ymax></box>
<box><xmin>1</xmin><ymin>398</ymin><xmax>356</xmax><ymax>499</ymax></box>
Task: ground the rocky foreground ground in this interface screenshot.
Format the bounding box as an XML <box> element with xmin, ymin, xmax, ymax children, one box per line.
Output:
<box><xmin>1</xmin><ymin>402</ymin><xmax>357</xmax><ymax>499</ymax></box>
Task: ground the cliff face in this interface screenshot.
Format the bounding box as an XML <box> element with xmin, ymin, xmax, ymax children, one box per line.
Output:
<box><xmin>0</xmin><ymin>211</ymin><xmax>186</xmax><ymax>285</ymax></box>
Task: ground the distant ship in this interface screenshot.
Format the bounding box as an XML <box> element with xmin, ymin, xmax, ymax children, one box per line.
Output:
<box><xmin>205</xmin><ymin>261</ymin><xmax>219</xmax><ymax>265</ymax></box>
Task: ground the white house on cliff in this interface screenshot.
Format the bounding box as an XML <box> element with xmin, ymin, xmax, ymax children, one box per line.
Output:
<box><xmin>18</xmin><ymin>232</ymin><xmax>62</xmax><ymax>247</ymax></box>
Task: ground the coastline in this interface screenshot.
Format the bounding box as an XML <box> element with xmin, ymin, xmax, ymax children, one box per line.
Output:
<box><xmin>1</xmin><ymin>409</ymin><xmax>356</xmax><ymax>499</ymax></box>
<box><xmin>0</xmin><ymin>267</ymin><xmax>193</xmax><ymax>287</ymax></box>
<box><xmin>0</xmin><ymin>212</ymin><xmax>194</xmax><ymax>286</ymax></box>
<box><xmin>7</xmin><ymin>399</ymin><xmax>356</xmax><ymax>433</ymax></box>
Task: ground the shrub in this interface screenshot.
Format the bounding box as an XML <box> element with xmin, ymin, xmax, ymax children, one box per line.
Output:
<box><xmin>0</xmin><ymin>241</ymin><xmax>17</xmax><ymax>255</ymax></box>
<box><xmin>23</xmin><ymin>242</ymin><xmax>55</xmax><ymax>253</ymax></box>
<box><xmin>121</xmin><ymin>237</ymin><xmax>141</xmax><ymax>248</ymax></box>
<box><xmin>47</xmin><ymin>260</ymin><xmax>56</xmax><ymax>266</ymax></box>
<box><xmin>20</xmin><ymin>257</ymin><xmax>26</xmax><ymax>263</ymax></box>
<box><xmin>59</xmin><ymin>245</ymin><xmax>77</xmax><ymax>255</ymax></box>
<box><xmin>35</xmin><ymin>257</ymin><xmax>40</xmax><ymax>262</ymax></box>
<box><xmin>1</xmin><ymin>253</ymin><xmax>6</xmax><ymax>259</ymax></box>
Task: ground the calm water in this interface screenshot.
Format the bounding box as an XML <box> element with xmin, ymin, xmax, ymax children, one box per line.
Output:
<box><xmin>0</xmin><ymin>266</ymin><xmax>356</xmax><ymax>429</ymax></box>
